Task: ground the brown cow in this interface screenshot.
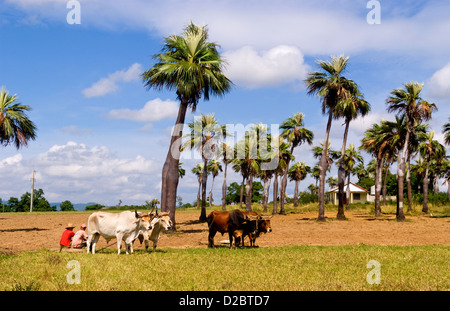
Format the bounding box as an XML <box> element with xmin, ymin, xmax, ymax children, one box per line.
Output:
<box><xmin>206</xmin><ymin>209</ymin><xmax>257</xmax><ymax>249</ymax></box>
<box><xmin>239</xmin><ymin>212</ymin><xmax>272</xmax><ymax>247</ymax></box>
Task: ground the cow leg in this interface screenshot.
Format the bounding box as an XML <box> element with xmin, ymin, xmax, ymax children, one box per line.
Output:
<box><xmin>116</xmin><ymin>234</ymin><xmax>123</xmax><ymax>255</ymax></box>
<box><xmin>208</xmin><ymin>229</ymin><xmax>216</xmax><ymax>248</ymax></box>
<box><xmin>144</xmin><ymin>239</ymin><xmax>149</xmax><ymax>251</ymax></box>
<box><xmin>228</xmin><ymin>232</ymin><xmax>234</xmax><ymax>249</ymax></box>
<box><xmin>86</xmin><ymin>234</ymin><xmax>93</xmax><ymax>254</ymax></box>
<box><xmin>152</xmin><ymin>241</ymin><xmax>157</xmax><ymax>252</ymax></box>
<box><xmin>91</xmin><ymin>234</ymin><xmax>100</xmax><ymax>254</ymax></box>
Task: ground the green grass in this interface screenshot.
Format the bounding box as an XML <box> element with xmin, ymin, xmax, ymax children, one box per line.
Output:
<box><xmin>1</xmin><ymin>245</ymin><xmax>448</xmax><ymax>291</ymax></box>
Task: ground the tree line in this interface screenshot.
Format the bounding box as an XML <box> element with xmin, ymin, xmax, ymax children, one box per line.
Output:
<box><xmin>142</xmin><ymin>23</ymin><xmax>449</xmax><ymax>228</ymax></box>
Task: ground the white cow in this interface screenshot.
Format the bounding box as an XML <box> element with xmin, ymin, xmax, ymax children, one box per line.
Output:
<box><xmin>86</xmin><ymin>210</ymin><xmax>152</xmax><ymax>255</ymax></box>
<box><xmin>136</xmin><ymin>212</ymin><xmax>173</xmax><ymax>252</ymax></box>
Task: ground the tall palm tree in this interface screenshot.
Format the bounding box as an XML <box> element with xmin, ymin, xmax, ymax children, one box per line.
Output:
<box><xmin>418</xmin><ymin>131</ymin><xmax>446</xmax><ymax>213</ymax></box>
<box><xmin>258</xmin><ymin>168</ymin><xmax>273</xmax><ymax>212</ymax></box>
<box><xmin>271</xmin><ymin>139</ymin><xmax>293</xmax><ymax>214</ymax></box>
<box><xmin>207</xmin><ymin>159</ymin><xmax>222</xmax><ymax>207</ymax></box>
<box><xmin>280</xmin><ymin>113</ymin><xmax>313</xmax><ymax>214</ymax></box>
<box><xmin>334</xmin><ymin>92</ymin><xmax>370</xmax><ymax>219</ymax></box>
<box><xmin>182</xmin><ymin>114</ymin><xmax>223</xmax><ymax>221</ymax></box>
<box><xmin>142</xmin><ymin>23</ymin><xmax>232</xmax><ymax>229</ymax></box>
<box><xmin>220</xmin><ymin>141</ymin><xmax>233</xmax><ymax>210</ymax></box>
<box><xmin>191</xmin><ymin>163</ymin><xmax>204</xmax><ymax>209</ymax></box>
<box><xmin>232</xmin><ymin>135</ymin><xmax>261</xmax><ymax>212</ymax></box>
<box><xmin>386</xmin><ymin>81</ymin><xmax>437</xmax><ymax>221</ymax></box>
<box><xmin>361</xmin><ymin>120</ymin><xmax>398</xmax><ymax>217</ymax></box>
<box><xmin>305</xmin><ymin>55</ymin><xmax>358</xmax><ymax>221</ymax></box>
<box><xmin>0</xmin><ymin>88</ymin><xmax>37</xmax><ymax>149</ymax></box>
<box><xmin>288</xmin><ymin>161</ymin><xmax>311</xmax><ymax>207</ymax></box>
<box><xmin>342</xmin><ymin>144</ymin><xmax>364</xmax><ymax>210</ymax></box>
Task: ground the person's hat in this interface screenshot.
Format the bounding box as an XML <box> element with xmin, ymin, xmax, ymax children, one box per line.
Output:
<box><xmin>65</xmin><ymin>223</ymin><xmax>75</xmax><ymax>229</ymax></box>
<box><xmin>80</xmin><ymin>224</ymin><xmax>87</xmax><ymax>229</ymax></box>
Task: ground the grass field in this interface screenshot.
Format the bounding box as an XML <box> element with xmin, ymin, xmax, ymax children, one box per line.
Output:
<box><xmin>1</xmin><ymin>245</ymin><xmax>448</xmax><ymax>291</ymax></box>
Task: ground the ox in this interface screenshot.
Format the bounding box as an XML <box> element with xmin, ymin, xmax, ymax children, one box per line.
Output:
<box><xmin>239</xmin><ymin>212</ymin><xmax>272</xmax><ymax>247</ymax></box>
<box><xmin>206</xmin><ymin>209</ymin><xmax>257</xmax><ymax>249</ymax></box>
<box><xmin>136</xmin><ymin>211</ymin><xmax>173</xmax><ymax>251</ymax></box>
<box><xmin>86</xmin><ymin>210</ymin><xmax>152</xmax><ymax>255</ymax></box>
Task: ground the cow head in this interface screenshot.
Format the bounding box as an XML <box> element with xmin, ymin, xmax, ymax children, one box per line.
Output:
<box><xmin>157</xmin><ymin>212</ymin><xmax>173</xmax><ymax>231</ymax></box>
<box><xmin>258</xmin><ymin>215</ymin><xmax>272</xmax><ymax>233</ymax></box>
<box><xmin>135</xmin><ymin>210</ymin><xmax>152</xmax><ymax>231</ymax></box>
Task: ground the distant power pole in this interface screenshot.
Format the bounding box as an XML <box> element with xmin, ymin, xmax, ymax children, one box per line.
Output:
<box><xmin>30</xmin><ymin>169</ymin><xmax>35</xmax><ymax>213</ymax></box>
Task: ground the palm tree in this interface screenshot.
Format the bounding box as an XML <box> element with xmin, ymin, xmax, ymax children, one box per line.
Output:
<box><xmin>361</xmin><ymin>120</ymin><xmax>398</xmax><ymax>217</ymax></box>
<box><xmin>258</xmin><ymin>168</ymin><xmax>273</xmax><ymax>212</ymax></box>
<box><xmin>271</xmin><ymin>139</ymin><xmax>293</xmax><ymax>214</ymax></box>
<box><xmin>182</xmin><ymin>114</ymin><xmax>223</xmax><ymax>221</ymax></box>
<box><xmin>191</xmin><ymin>163</ymin><xmax>204</xmax><ymax>209</ymax></box>
<box><xmin>334</xmin><ymin>92</ymin><xmax>370</xmax><ymax>219</ymax></box>
<box><xmin>342</xmin><ymin>144</ymin><xmax>364</xmax><ymax>210</ymax></box>
<box><xmin>280</xmin><ymin>113</ymin><xmax>313</xmax><ymax>214</ymax></box>
<box><xmin>305</xmin><ymin>55</ymin><xmax>358</xmax><ymax>221</ymax></box>
<box><xmin>178</xmin><ymin>162</ymin><xmax>186</xmax><ymax>178</ymax></box>
<box><xmin>289</xmin><ymin>161</ymin><xmax>311</xmax><ymax>207</ymax></box>
<box><xmin>418</xmin><ymin>131</ymin><xmax>446</xmax><ymax>213</ymax></box>
<box><xmin>207</xmin><ymin>159</ymin><xmax>222</xmax><ymax>207</ymax></box>
<box><xmin>0</xmin><ymin>88</ymin><xmax>37</xmax><ymax>149</ymax></box>
<box><xmin>142</xmin><ymin>23</ymin><xmax>232</xmax><ymax>229</ymax></box>
<box><xmin>386</xmin><ymin>81</ymin><xmax>437</xmax><ymax>221</ymax></box>
<box><xmin>232</xmin><ymin>135</ymin><xmax>261</xmax><ymax>212</ymax></box>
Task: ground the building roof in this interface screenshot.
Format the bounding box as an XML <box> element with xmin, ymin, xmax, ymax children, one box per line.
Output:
<box><xmin>327</xmin><ymin>182</ymin><xmax>369</xmax><ymax>193</ymax></box>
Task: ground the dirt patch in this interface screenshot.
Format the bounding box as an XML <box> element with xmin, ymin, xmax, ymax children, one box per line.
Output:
<box><xmin>0</xmin><ymin>211</ymin><xmax>448</xmax><ymax>254</ymax></box>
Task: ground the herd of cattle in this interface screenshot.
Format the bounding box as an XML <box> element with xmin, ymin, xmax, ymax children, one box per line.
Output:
<box><xmin>84</xmin><ymin>209</ymin><xmax>272</xmax><ymax>254</ymax></box>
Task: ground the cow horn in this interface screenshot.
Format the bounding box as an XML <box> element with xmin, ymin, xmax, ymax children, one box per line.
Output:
<box><xmin>135</xmin><ymin>210</ymin><xmax>140</xmax><ymax>218</ymax></box>
<box><xmin>247</xmin><ymin>215</ymin><xmax>259</xmax><ymax>220</ymax></box>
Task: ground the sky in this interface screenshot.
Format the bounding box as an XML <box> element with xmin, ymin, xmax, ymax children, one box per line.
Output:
<box><xmin>0</xmin><ymin>0</ymin><xmax>449</xmax><ymax>206</ymax></box>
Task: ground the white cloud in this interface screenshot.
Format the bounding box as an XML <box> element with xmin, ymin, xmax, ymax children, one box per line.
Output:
<box><xmin>0</xmin><ymin>142</ymin><xmax>160</xmax><ymax>204</ymax></box>
<box><xmin>82</xmin><ymin>63</ymin><xmax>142</xmax><ymax>98</ymax></box>
<box><xmin>427</xmin><ymin>62</ymin><xmax>450</xmax><ymax>99</ymax></box>
<box><xmin>6</xmin><ymin>0</ymin><xmax>450</xmax><ymax>58</ymax></box>
<box><xmin>107</xmin><ymin>98</ymin><xmax>179</xmax><ymax>122</ymax></box>
<box><xmin>224</xmin><ymin>45</ymin><xmax>309</xmax><ymax>88</ymax></box>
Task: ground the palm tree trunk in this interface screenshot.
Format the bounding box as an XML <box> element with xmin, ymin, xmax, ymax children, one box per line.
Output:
<box><xmin>337</xmin><ymin>119</ymin><xmax>350</xmax><ymax>220</ymax></box>
<box><xmin>346</xmin><ymin>172</ymin><xmax>351</xmax><ymax>210</ymax></box>
<box><xmin>209</xmin><ymin>176</ymin><xmax>215</xmax><ymax>208</ymax></box>
<box><xmin>293</xmin><ymin>179</ymin><xmax>299</xmax><ymax>207</ymax></box>
<box><xmin>422</xmin><ymin>159</ymin><xmax>430</xmax><ymax>213</ymax></box>
<box><xmin>200</xmin><ymin>157</ymin><xmax>208</xmax><ymax>222</ymax></box>
<box><xmin>447</xmin><ymin>180</ymin><xmax>450</xmax><ymax>200</ymax></box>
<box><xmin>160</xmin><ymin>99</ymin><xmax>188</xmax><ymax>231</ymax></box>
<box><xmin>263</xmin><ymin>177</ymin><xmax>270</xmax><ymax>212</ymax></box>
<box><xmin>272</xmin><ymin>173</ymin><xmax>278</xmax><ymax>215</ymax></box>
<box><xmin>196</xmin><ymin>178</ymin><xmax>201</xmax><ymax>209</ymax></box>
<box><xmin>396</xmin><ymin>130</ymin><xmax>410</xmax><ymax>222</ymax></box>
<box><xmin>239</xmin><ymin>176</ymin><xmax>245</xmax><ymax>208</ymax></box>
<box><xmin>245</xmin><ymin>175</ymin><xmax>253</xmax><ymax>212</ymax></box>
<box><xmin>280</xmin><ymin>169</ymin><xmax>288</xmax><ymax>215</ymax></box>
<box><xmin>221</xmin><ymin>162</ymin><xmax>228</xmax><ymax>210</ymax></box>
<box><xmin>406</xmin><ymin>155</ymin><xmax>413</xmax><ymax>212</ymax></box>
<box><xmin>318</xmin><ymin>109</ymin><xmax>334</xmax><ymax>222</ymax></box>
<box><xmin>382</xmin><ymin>158</ymin><xmax>389</xmax><ymax>206</ymax></box>
<box><xmin>375</xmin><ymin>156</ymin><xmax>385</xmax><ymax>217</ymax></box>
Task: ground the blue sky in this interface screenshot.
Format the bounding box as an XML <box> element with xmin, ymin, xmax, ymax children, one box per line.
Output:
<box><xmin>0</xmin><ymin>0</ymin><xmax>449</xmax><ymax>206</ymax></box>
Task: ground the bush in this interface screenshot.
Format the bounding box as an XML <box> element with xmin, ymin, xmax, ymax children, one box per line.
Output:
<box><xmin>85</xmin><ymin>203</ymin><xmax>103</xmax><ymax>211</ymax></box>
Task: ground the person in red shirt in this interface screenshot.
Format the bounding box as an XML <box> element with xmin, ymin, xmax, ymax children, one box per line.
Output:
<box><xmin>59</xmin><ymin>223</ymin><xmax>75</xmax><ymax>252</ymax></box>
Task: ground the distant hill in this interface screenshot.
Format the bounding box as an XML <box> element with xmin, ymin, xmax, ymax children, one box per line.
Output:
<box><xmin>51</xmin><ymin>202</ymin><xmax>98</xmax><ymax>211</ymax></box>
